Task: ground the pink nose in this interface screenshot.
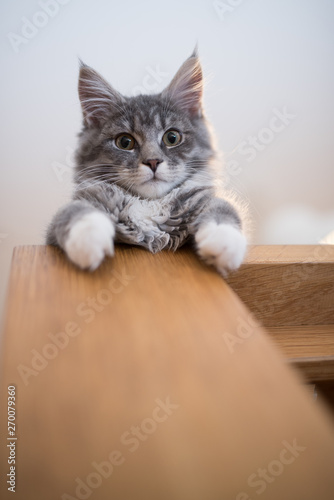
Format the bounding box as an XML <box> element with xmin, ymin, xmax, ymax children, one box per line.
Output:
<box><xmin>143</xmin><ymin>159</ymin><xmax>162</xmax><ymax>172</ymax></box>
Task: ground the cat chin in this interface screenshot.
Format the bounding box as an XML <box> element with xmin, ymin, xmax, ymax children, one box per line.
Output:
<box><xmin>132</xmin><ymin>180</ymin><xmax>174</xmax><ymax>199</ymax></box>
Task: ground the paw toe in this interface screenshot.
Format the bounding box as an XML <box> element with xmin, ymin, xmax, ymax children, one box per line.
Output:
<box><xmin>195</xmin><ymin>222</ymin><xmax>246</xmax><ymax>275</ymax></box>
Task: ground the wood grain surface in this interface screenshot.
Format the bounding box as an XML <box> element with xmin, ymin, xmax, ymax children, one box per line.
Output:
<box><xmin>227</xmin><ymin>244</ymin><xmax>334</xmax><ymax>327</ymax></box>
<box><xmin>1</xmin><ymin>245</ymin><xmax>334</xmax><ymax>500</ymax></box>
<box><xmin>268</xmin><ymin>325</ymin><xmax>334</xmax><ymax>381</ymax></box>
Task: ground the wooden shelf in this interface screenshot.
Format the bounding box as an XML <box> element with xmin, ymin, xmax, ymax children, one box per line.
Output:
<box><xmin>226</xmin><ymin>245</ymin><xmax>334</xmax><ymax>381</ymax></box>
<box><xmin>266</xmin><ymin>325</ymin><xmax>334</xmax><ymax>381</ymax></box>
<box><xmin>227</xmin><ymin>244</ymin><xmax>334</xmax><ymax>327</ymax></box>
<box><xmin>1</xmin><ymin>245</ymin><xmax>334</xmax><ymax>499</ymax></box>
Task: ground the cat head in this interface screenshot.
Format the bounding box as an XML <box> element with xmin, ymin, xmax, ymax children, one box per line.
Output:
<box><xmin>75</xmin><ymin>50</ymin><xmax>215</xmax><ymax>199</ymax></box>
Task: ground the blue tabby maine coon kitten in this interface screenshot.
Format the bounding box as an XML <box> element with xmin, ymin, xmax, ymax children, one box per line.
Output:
<box><xmin>47</xmin><ymin>50</ymin><xmax>247</xmax><ymax>276</ymax></box>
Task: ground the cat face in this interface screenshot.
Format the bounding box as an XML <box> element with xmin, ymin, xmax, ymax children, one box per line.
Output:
<box><xmin>75</xmin><ymin>52</ymin><xmax>214</xmax><ymax>199</ymax></box>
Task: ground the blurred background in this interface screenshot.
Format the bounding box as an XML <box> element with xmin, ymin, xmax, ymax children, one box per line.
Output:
<box><xmin>0</xmin><ymin>0</ymin><xmax>333</xmax><ymax>322</ymax></box>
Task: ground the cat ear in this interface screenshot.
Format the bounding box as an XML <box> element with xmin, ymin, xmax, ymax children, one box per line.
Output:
<box><xmin>78</xmin><ymin>61</ymin><xmax>124</xmax><ymax>127</ymax></box>
<box><xmin>162</xmin><ymin>49</ymin><xmax>203</xmax><ymax>117</ymax></box>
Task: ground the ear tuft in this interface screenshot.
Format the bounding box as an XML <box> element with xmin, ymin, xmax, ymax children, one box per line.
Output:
<box><xmin>78</xmin><ymin>63</ymin><xmax>123</xmax><ymax>127</ymax></box>
<box><xmin>78</xmin><ymin>58</ymin><xmax>89</xmax><ymax>72</ymax></box>
<box><xmin>162</xmin><ymin>51</ymin><xmax>203</xmax><ymax>117</ymax></box>
<box><xmin>191</xmin><ymin>44</ymin><xmax>199</xmax><ymax>59</ymax></box>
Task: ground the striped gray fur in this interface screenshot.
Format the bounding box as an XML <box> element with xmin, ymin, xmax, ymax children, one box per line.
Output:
<box><xmin>46</xmin><ymin>51</ymin><xmax>245</xmax><ymax>270</ymax></box>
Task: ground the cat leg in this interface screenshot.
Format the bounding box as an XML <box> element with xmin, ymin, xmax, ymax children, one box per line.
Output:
<box><xmin>193</xmin><ymin>198</ymin><xmax>247</xmax><ymax>276</ymax></box>
<box><xmin>46</xmin><ymin>200</ymin><xmax>115</xmax><ymax>271</ymax></box>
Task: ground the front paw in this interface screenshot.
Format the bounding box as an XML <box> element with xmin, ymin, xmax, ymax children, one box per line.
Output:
<box><xmin>64</xmin><ymin>212</ymin><xmax>115</xmax><ymax>271</ymax></box>
<box><xmin>195</xmin><ymin>222</ymin><xmax>247</xmax><ymax>276</ymax></box>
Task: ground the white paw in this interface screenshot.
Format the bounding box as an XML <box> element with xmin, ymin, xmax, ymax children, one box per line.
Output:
<box><xmin>65</xmin><ymin>212</ymin><xmax>115</xmax><ymax>271</ymax></box>
<box><xmin>195</xmin><ymin>222</ymin><xmax>247</xmax><ymax>276</ymax></box>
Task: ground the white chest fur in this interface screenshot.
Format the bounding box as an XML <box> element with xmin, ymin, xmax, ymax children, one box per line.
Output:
<box><xmin>123</xmin><ymin>189</ymin><xmax>179</xmax><ymax>230</ymax></box>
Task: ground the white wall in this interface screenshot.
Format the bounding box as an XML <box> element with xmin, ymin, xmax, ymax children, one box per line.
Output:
<box><xmin>1</xmin><ymin>0</ymin><xmax>334</xmax><ymax>320</ymax></box>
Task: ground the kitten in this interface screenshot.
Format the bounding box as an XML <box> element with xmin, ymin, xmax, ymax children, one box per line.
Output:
<box><xmin>46</xmin><ymin>50</ymin><xmax>247</xmax><ymax>276</ymax></box>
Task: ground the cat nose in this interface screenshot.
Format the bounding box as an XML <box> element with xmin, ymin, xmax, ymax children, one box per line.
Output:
<box><xmin>143</xmin><ymin>158</ymin><xmax>162</xmax><ymax>173</ymax></box>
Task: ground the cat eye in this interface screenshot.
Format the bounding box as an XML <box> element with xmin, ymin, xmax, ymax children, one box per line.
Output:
<box><xmin>115</xmin><ymin>134</ymin><xmax>135</xmax><ymax>151</ymax></box>
<box><xmin>162</xmin><ymin>130</ymin><xmax>182</xmax><ymax>147</ymax></box>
